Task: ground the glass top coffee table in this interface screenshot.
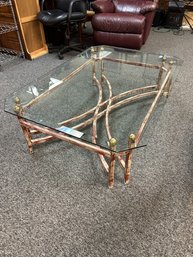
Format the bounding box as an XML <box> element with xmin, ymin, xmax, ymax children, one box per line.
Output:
<box><xmin>4</xmin><ymin>46</ymin><xmax>182</xmax><ymax>188</ymax></box>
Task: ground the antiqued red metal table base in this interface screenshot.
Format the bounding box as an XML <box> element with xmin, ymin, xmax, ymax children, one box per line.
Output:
<box><xmin>17</xmin><ymin>63</ymin><xmax>171</xmax><ymax>188</ymax></box>
<box><xmin>5</xmin><ymin>46</ymin><xmax>181</xmax><ymax>188</ymax></box>
<box><xmin>18</xmin><ymin>118</ymin><xmax>134</xmax><ymax>188</ymax></box>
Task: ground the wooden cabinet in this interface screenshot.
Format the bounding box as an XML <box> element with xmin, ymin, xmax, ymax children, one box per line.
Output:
<box><xmin>12</xmin><ymin>0</ymin><xmax>48</xmax><ymax>60</ymax></box>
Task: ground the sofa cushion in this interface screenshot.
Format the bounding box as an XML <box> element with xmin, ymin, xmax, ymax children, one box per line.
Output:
<box><xmin>93</xmin><ymin>31</ymin><xmax>143</xmax><ymax>49</ymax></box>
<box><xmin>92</xmin><ymin>13</ymin><xmax>145</xmax><ymax>34</ymax></box>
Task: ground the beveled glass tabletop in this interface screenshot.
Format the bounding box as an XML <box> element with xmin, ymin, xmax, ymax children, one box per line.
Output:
<box><xmin>4</xmin><ymin>46</ymin><xmax>182</xmax><ymax>152</ymax></box>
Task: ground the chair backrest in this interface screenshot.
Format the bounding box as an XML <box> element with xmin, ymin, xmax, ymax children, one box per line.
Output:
<box><xmin>54</xmin><ymin>0</ymin><xmax>69</xmax><ymax>11</ymax></box>
<box><xmin>113</xmin><ymin>0</ymin><xmax>155</xmax><ymax>14</ymax></box>
<box><xmin>54</xmin><ymin>0</ymin><xmax>86</xmax><ymax>13</ymax></box>
<box><xmin>112</xmin><ymin>0</ymin><xmax>142</xmax><ymax>14</ymax></box>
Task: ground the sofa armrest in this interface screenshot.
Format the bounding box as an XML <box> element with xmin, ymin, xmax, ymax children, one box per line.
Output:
<box><xmin>140</xmin><ymin>1</ymin><xmax>157</xmax><ymax>14</ymax></box>
<box><xmin>91</xmin><ymin>0</ymin><xmax>115</xmax><ymax>13</ymax></box>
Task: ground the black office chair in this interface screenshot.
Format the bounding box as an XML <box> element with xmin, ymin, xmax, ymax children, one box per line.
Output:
<box><xmin>38</xmin><ymin>0</ymin><xmax>87</xmax><ymax>59</ymax></box>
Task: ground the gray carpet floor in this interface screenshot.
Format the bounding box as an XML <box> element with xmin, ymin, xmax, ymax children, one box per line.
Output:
<box><xmin>0</xmin><ymin>26</ymin><xmax>193</xmax><ymax>257</ymax></box>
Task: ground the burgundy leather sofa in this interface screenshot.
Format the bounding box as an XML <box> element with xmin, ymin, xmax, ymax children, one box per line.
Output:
<box><xmin>91</xmin><ymin>0</ymin><xmax>158</xmax><ymax>49</ymax></box>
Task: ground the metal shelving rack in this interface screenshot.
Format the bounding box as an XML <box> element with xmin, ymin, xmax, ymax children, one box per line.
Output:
<box><xmin>0</xmin><ymin>0</ymin><xmax>25</xmax><ymax>71</ymax></box>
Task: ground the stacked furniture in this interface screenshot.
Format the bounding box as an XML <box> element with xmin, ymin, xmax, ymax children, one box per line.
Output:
<box><xmin>0</xmin><ymin>0</ymin><xmax>48</xmax><ymax>67</ymax></box>
<box><xmin>0</xmin><ymin>0</ymin><xmax>24</xmax><ymax>70</ymax></box>
<box><xmin>91</xmin><ymin>0</ymin><xmax>157</xmax><ymax>49</ymax></box>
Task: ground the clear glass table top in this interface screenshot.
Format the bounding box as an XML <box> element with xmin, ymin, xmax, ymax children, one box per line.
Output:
<box><xmin>4</xmin><ymin>46</ymin><xmax>182</xmax><ymax>152</ymax></box>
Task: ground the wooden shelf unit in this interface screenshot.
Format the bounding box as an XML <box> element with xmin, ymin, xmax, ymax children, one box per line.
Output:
<box><xmin>12</xmin><ymin>0</ymin><xmax>48</xmax><ymax>60</ymax></box>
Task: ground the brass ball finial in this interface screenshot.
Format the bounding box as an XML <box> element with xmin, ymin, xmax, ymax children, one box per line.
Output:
<box><xmin>109</xmin><ymin>138</ymin><xmax>117</xmax><ymax>147</ymax></box>
<box><xmin>169</xmin><ymin>60</ymin><xmax>175</xmax><ymax>65</ymax></box>
<box><xmin>15</xmin><ymin>97</ymin><xmax>21</xmax><ymax>104</ymax></box>
<box><xmin>13</xmin><ymin>96</ymin><xmax>22</xmax><ymax>114</ymax></box>
<box><xmin>129</xmin><ymin>133</ymin><xmax>136</xmax><ymax>143</ymax></box>
<box><xmin>162</xmin><ymin>55</ymin><xmax>167</xmax><ymax>61</ymax></box>
<box><xmin>14</xmin><ymin>105</ymin><xmax>21</xmax><ymax>114</ymax></box>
